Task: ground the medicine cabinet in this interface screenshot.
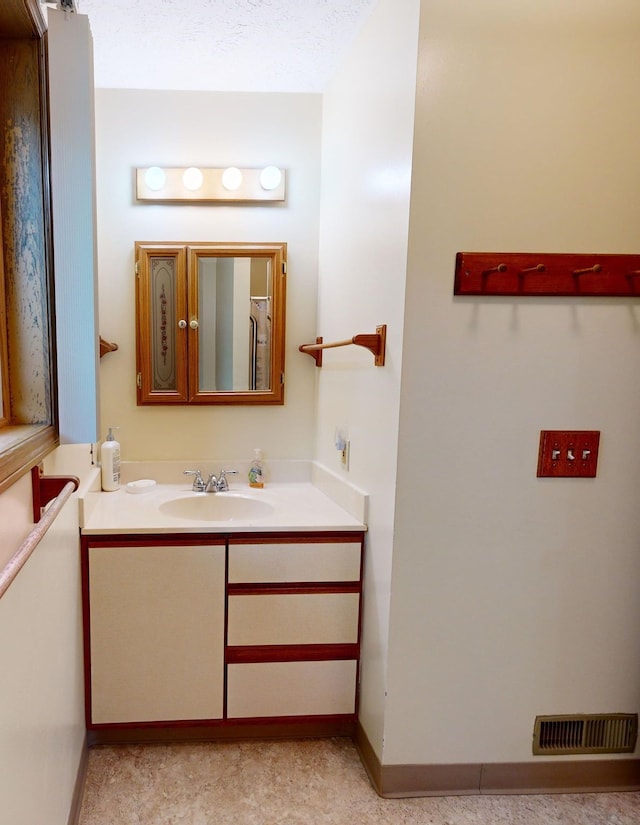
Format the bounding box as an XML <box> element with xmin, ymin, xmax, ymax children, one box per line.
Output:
<box><xmin>135</xmin><ymin>242</ymin><xmax>286</xmax><ymax>405</ymax></box>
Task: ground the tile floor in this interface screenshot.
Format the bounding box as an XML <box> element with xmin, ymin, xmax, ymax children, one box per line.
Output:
<box><xmin>78</xmin><ymin>738</ymin><xmax>640</xmax><ymax>825</ymax></box>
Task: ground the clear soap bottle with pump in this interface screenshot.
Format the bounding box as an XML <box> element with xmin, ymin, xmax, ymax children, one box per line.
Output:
<box><xmin>248</xmin><ymin>448</ymin><xmax>265</xmax><ymax>489</ymax></box>
<box><xmin>101</xmin><ymin>427</ymin><xmax>121</xmax><ymax>492</ymax></box>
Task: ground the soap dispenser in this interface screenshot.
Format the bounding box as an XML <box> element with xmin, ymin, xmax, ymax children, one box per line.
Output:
<box><xmin>101</xmin><ymin>427</ymin><xmax>121</xmax><ymax>492</ymax></box>
<box><xmin>248</xmin><ymin>448</ymin><xmax>265</xmax><ymax>489</ymax></box>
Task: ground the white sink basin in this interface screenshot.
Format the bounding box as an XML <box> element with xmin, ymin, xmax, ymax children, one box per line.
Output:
<box><xmin>158</xmin><ymin>492</ymin><xmax>274</xmax><ymax>522</ymax></box>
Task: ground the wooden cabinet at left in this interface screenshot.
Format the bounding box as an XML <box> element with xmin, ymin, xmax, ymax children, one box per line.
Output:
<box><xmin>84</xmin><ymin>539</ymin><xmax>226</xmax><ymax>725</ymax></box>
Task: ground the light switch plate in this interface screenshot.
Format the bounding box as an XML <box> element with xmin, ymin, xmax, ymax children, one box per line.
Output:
<box><xmin>537</xmin><ymin>430</ymin><xmax>600</xmax><ymax>478</ymax></box>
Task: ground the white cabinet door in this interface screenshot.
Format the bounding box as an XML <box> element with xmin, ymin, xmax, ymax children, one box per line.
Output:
<box><xmin>228</xmin><ymin>592</ymin><xmax>360</xmax><ymax>646</ymax></box>
<box><xmin>228</xmin><ymin>540</ymin><xmax>362</xmax><ymax>583</ymax></box>
<box><xmin>227</xmin><ymin>660</ymin><xmax>358</xmax><ymax>718</ymax></box>
<box><xmin>89</xmin><ymin>543</ymin><xmax>225</xmax><ymax>724</ymax></box>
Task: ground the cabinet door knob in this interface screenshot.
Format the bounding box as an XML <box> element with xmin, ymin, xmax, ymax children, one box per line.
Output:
<box><xmin>190</xmin><ymin>319</ymin><xmax>199</xmax><ymax>329</ymax></box>
<box><xmin>178</xmin><ymin>319</ymin><xmax>187</xmax><ymax>329</ymax></box>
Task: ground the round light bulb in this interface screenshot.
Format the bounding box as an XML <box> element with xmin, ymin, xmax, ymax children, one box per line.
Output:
<box><xmin>222</xmin><ymin>167</ymin><xmax>243</xmax><ymax>191</ymax></box>
<box><xmin>259</xmin><ymin>166</ymin><xmax>282</xmax><ymax>191</ymax></box>
<box><xmin>182</xmin><ymin>167</ymin><xmax>204</xmax><ymax>191</ymax></box>
<box><xmin>145</xmin><ymin>166</ymin><xmax>166</xmax><ymax>191</ymax></box>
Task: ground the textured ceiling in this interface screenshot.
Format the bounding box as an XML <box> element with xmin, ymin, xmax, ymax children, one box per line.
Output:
<box><xmin>72</xmin><ymin>0</ymin><xmax>378</xmax><ymax>93</ymax></box>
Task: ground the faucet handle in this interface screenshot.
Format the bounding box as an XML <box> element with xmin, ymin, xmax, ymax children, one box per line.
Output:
<box><xmin>217</xmin><ymin>469</ymin><xmax>237</xmax><ymax>492</ymax></box>
<box><xmin>183</xmin><ymin>469</ymin><xmax>206</xmax><ymax>492</ymax></box>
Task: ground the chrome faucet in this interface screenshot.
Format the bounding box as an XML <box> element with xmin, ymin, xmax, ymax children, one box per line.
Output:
<box><xmin>205</xmin><ymin>469</ymin><xmax>238</xmax><ymax>492</ymax></box>
<box><xmin>184</xmin><ymin>468</ymin><xmax>237</xmax><ymax>493</ymax></box>
<box><xmin>183</xmin><ymin>469</ymin><xmax>206</xmax><ymax>491</ymax></box>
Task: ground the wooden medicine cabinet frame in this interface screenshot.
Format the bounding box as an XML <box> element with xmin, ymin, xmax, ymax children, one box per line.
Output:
<box><xmin>135</xmin><ymin>241</ymin><xmax>287</xmax><ymax>406</ymax></box>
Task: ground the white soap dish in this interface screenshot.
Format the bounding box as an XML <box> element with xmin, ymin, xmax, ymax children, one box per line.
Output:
<box><xmin>125</xmin><ymin>479</ymin><xmax>157</xmax><ymax>494</ymax></box>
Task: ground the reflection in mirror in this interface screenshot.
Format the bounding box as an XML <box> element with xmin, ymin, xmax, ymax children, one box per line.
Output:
<box><xmin>135</xmin><ymin>242</ymin><xmax>286</xmax><ymax>405</ymax></box>
<box><xmin>198</xmin><ymin>256</ymin><xmax>272</xmax><ymax>392</ymax></box>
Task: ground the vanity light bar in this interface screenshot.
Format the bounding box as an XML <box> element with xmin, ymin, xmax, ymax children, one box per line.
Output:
<box><xmin>135</xmin><ymin>166</ymin><xmax>286</xmax><ymax>203</ymax></box>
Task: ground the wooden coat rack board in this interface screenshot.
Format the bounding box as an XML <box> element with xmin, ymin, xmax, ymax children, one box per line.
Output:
<box><xmin>454</xmin><ymin>252</ymin><xmax>640</xmax><ymax>297</ymax></box>
<box><xmin>299</xmin><ymin>324</ymin><xmax>386</xmax><ymax>367</ymax></box>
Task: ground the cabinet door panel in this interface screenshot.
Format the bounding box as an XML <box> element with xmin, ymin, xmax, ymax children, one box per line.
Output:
<box><xmin>227</xmin><ymin>592</ymin><xmax>360</xmax><ymax>646</ymax></box>
<box><xmin>227</xmin><ymin>660</ymin><xmax>357</xmax><ymax>718</ymax></box>
<box><xmin>89</xmin><ymin>544</ymin><xmax>224</xmax><ymax>723</ymax></box>
<box><xmin>135</xmin><ymin>245</ymin><xmax>189</xmax><ymax>403</ymax></box>
<box><xmin>228</xmin><ymin>541</ymin><xmax>361</xmax><ymax>583</ymax></box>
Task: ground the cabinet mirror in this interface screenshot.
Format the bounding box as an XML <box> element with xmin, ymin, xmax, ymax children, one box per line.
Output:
<box><xmin>135</xmin><ymin>242</ymin><xmax>286</xmax><ymax>405</ymax></box>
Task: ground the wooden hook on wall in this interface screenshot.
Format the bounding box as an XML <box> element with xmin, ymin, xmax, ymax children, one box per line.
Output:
<box><xmin>573</xmin><ymin>264</ymin><xmax>602</xmax><ymax>276</ymax></box>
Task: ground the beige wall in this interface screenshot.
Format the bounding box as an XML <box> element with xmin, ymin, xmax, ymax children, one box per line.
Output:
<box><xmin>317</xmin><ymin>0</ymin><xmax>421</xmax><ymax>756</ymax></box>
<box><xmin>0</xmin><ymin>447</ymin><xmax>94</xmax><ymax>825</ymax></box>
<box><xmin>0</xmin><ymin>474</ymin><xmax>33</xmax><ymax>572</ymax></box>
<box><xmin>95</xmin><ymin>90</ymin><xmax>322</xmax><ymax>462</ymax></box>
<box><xmin>384</xmin><ymin>0</ymin><xmax>640</xmax><ymax>764</ymax></box>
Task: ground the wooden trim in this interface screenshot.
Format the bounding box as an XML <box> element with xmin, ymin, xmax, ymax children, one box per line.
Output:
<box><xmin>228</xmin><ymin>581</ymin><xmax>361</xmax><ymax>596</ymax></box>
<box><xmin>82</xmin><ymin>531</ymin><xmax>364</xmax><ymax>547</ymax></box>
<box><xmin>80</xmin><ymin>535</ymin><xmax>93</xmax><ymax>730</ymax></box>
<box><xmin>66</xmin><ymin>737</ymin><xmax>89</xmax><ymax>825</ymax></box>
<box><xmin>0</xmin><ymin>425</ymin><xmax>58</xmax><ymax>494</ymax></box>
<box><xmin>228</xmin><ymin>531</ymin><xmax>365</xmax><ymax>545</ymax></box>
<box><xmin>82</xmin><ymin>533</ymin><xmax>227</xmax><ymax>549</ymax></box>
<box><xmin>355</xmin><ymin>722</ymin><xmax>640</xmax><ymax>797</ymax></box>
<box><xmin>87</xmin><ymin>716</ymin><xmax>356</xmax><ymax>746</ymax></box>
<box><xmin>0</xmin><ymin>0</ymin><xmax>46</xmax><ymax>38</ymax></box>
<box><xmin>226</xmin><ymin>643</ymin><xmax>359</xmax><ymax>664</ymax></box>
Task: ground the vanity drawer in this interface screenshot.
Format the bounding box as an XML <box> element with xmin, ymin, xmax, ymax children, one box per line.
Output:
<box><xmin>228</xmin><ymin>540</ymin><xmax>362</xmax><ymax>583</ymax></box>
<box><xmin>227</xmin><ymin>592</ymin><xmax>360</xmax><ymax>646</ymax></box>
<box><xmin>227</xmin><ymin>660</ymin><xmax>357</xmax><ymax>718</ymax></box>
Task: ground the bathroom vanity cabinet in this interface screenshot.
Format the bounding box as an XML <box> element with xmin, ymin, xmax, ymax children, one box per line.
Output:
<box><xmin>81</xmin><ymin>530</ymin><xmax>364</xmax><ymax>744</ymax></box>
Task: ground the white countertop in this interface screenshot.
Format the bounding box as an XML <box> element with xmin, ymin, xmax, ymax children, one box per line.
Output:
<box><xmin>81</xmin><ymin>481</ymin><xmax>366</xmax><ymax>535</ymax></box>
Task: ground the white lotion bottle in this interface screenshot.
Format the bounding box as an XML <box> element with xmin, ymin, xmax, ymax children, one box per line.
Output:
<box><xmin>101</xmin><ymin>427</ymin><xmax>121</xmax><ymax>492</ymax></box>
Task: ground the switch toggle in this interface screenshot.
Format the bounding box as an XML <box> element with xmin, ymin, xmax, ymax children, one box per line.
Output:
<box><xmin>537</xmin><ymin>430</ymin><xmax>600</xmax><ymax>478</ymax></box>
